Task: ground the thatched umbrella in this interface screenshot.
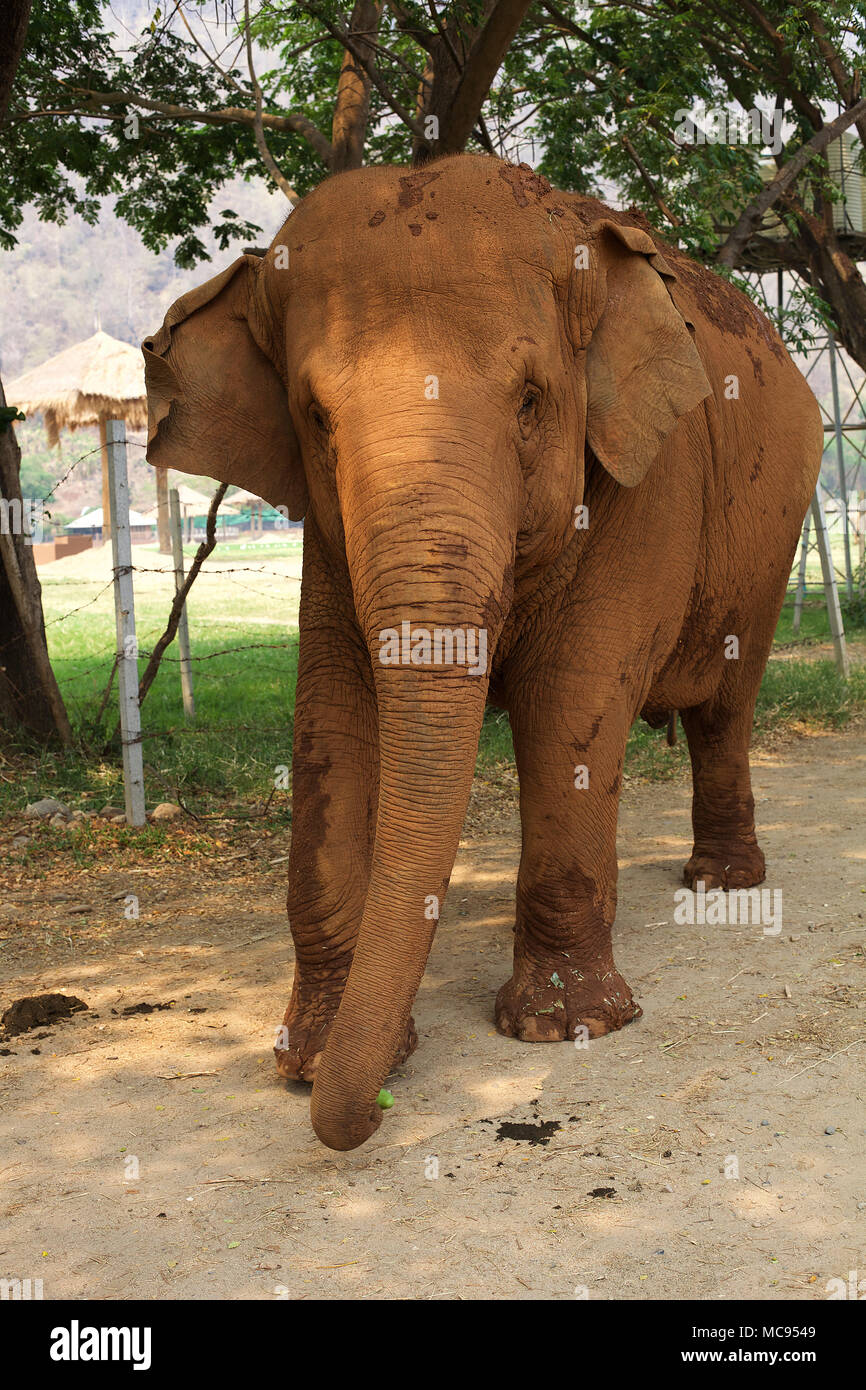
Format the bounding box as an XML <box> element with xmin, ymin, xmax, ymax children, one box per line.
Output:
<box><xmin>140</xmin><ymin>485</ymin><xmax>238</xmax><ymax>540</ymax></box>
<box><xmin>229</xmin><ymin>485</ymin><xmax>270</xmax><ymax>535</ymax></box>
<box><xmin>6</xmin><ymin>330</ymin><xmax>153</xmax><ymax>544</ymax></box>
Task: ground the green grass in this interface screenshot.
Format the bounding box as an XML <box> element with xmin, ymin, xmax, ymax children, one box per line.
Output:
<box><xmin>476</xmin><ymin>655</ymin><xmax>866</xmax><ymax>789</ymax></box>
<box><xmin>5</xmin><ymin>541</ymin><xmax>301</xmax><ymax>816</ymax></box>
<box><xmin>775</xmin><ymin>598</ymin><xmax>837</xmax><ymax>645</ymax></box>
<box><xmin>7</xmin><ymin>625</ymin><xmax>300</xmax><ymax>818</ymax></box>
<box><xmin>475</xmin><ymin>597</ymin><xmax>866</xmax><ymax>787</ymax></box>
<box><xmin>2</xmin><ymin>544</ymin><xmax>864</xmax><ymax>817</ymax></box>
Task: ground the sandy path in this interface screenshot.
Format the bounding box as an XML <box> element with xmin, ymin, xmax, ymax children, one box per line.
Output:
<box><xmin>0</xmin><ymin>728</ymin><xmax>864</xmax><ymax>1300</ymax></box>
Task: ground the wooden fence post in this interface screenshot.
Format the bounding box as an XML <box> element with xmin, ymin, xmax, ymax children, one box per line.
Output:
<box><xmin>107</xmin><ymin>419</ymin><xmax>146</xmax><ymax>826</ymax></box>
<box><xmin>169</xmin><ymin>486</ymin><xmax>195</xmax><ymax>721</ymax></box>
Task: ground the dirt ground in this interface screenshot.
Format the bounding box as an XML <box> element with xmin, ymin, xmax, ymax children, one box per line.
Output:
<box><xmin>1</xmin><ymin>727</ymin><xmax>864</xmax><ymax>1301</ymax></box>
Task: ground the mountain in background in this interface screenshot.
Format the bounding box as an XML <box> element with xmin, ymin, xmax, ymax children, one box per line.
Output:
<box><xmin>1</xmin><ymin>176</ymin><xmax>285</xmax><ymax>517</ymax></box>
<box><xmin>0</xmin><ymin>178</ymin><xmax>283</xmax><ymax>380</ymax></box>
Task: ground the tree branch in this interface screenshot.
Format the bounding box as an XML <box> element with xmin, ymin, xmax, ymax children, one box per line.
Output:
<box><xmin>244</xmin><ymin>0</ymin><xmax>299</xmax><ymax>201</ymax></box>
<box><xmin>802</xmin><ymin>4</ymin><xmax>866</xmax><ymax>149</ymax></box>
<box><xmin>438</xmin><ymin>0</ymin><xmax>534</xmax><ymax>154</ymax></box>
<box><xmin>621</xmin><ymin>135</ymin><xmax>681</xmax><ymax>227</ymax></box>
<box><xmin>39</xmin><ymin>86</ymin><xmax>335</xmax><ymax>166</ymax></box>
<box><xmin>331</xmin><ymin>0</ymin><xmax>384</xmax><ymax>171</ymax></box>
<box><xmin>133</xmin><ymin>484</ymin><xmax>228</xmax><ymax>715</ymax></box>
<box><xmin>715</xmin><ymin>96</ymin><xmax>866</xmax><ymax>268</ymax></box>
<box><xmin>298</xmin><ymin>1</ymin><xmax>426</xmax><ymax>138</ymax></box>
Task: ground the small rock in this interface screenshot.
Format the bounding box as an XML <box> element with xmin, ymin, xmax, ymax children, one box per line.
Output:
<box><xmin>761</xmin><ymin>1120</ymin><xmax>770</xmax><ymax>1126</ymax></box>
<box><xmin>11</xmin><ymin>836</ymin><xmax>30</xmax><ymax>849</ymax></box>
<box><xmin>49</xmin><ymin>814</ymin><xmax>67</xmax><ymax>828</ymax></box>
<box><xmin>97</xmin><ymin>804</ymin><xmax>124</xmax><ymax>819</ymax></box>
<box><xmin>150</xmin><ymin>801</ymin><xmax>182</xmax><ymax>822</ymax></box>
<box><xmin>825</xmin><ymin>1126</ymin><xmax>836</xmax><ymax>1135</ymax></box>
<box><xmin>110</xmin><ymin>815</ymin><xmax>127</xmax><ymax>825</ymax></box>
<box><xmin>25</xmin><ymin>798</ymin><xmax>70</xmax><ymax>820</ymax></box>
<box><xmin>69</xmin><ymin>811</ymin><xmax>87</xmax><ymax>823</ymax></box>
<box><xmin>661</xmin><ymin>1183</ymin><xmax>674</xmax><ymax>1193</ymax></box>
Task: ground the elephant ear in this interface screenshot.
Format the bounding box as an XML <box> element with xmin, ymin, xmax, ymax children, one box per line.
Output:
<box><xmin>142</xmin><ymin>255</ymin><xmax>308</xmax><ymax>519</ymax></box>
<box><xmin>583</xmin><ymin>220</ymin><xmax>711</xmax><ymax>487</ymax></box>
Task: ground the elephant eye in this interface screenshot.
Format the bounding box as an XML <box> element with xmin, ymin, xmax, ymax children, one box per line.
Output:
<box><xmin>518</xmin><ymin>385</ymin><xmax>541</xmax><ymax>425</ymax></box>
<box><xmin>309</xmin><ymin>403</ymin><xmax>328</xmax><ymax>433</ymax></box>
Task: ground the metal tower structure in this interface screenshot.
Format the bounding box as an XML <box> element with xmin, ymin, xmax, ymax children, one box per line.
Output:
<box><xmin>742</xmin><ymin>266</ymin><xmax>862</xmax><ymax>677</ymax></box>
<box><xmin>737</xmin><ymin>137</ymin><xmax>866</xmax><ymax>679</ymax></box>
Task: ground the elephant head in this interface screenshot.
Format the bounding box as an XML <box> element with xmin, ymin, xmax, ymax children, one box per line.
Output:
<box><xmin>142</xmin><ymin>156</ymin><xmax>710</xmax><ymax>1150</ymax></box>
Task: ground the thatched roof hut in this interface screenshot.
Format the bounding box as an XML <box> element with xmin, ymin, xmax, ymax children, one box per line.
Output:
<box><xmin>227</xmin><ymin>486</ymin><xmax>267</xmax><ymax>505</ymax></box>
<box><xmin>6</xmin><ymin>330</ymin><xmax>148</xmax><ymax>542</ymax></box>
<box><xmin>6</xmin><ymin>330</ymin><xmax>147</xmax><ymax>445</ymax></box>
<box><xmin>172</xmin><ymin>483</ymin><xmax>239</xmax><ymax>515</ymax></box>
<box><xmin>65</xmin><ymin>506</ymin><xmax>154</xmax><ymax>531</ymax></box>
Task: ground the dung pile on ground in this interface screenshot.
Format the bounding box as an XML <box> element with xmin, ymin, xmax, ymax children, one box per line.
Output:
<box><xmin>1</xmin><ymin>992</ymin><xmax>89</xmax><ymax>1036</ymax></box>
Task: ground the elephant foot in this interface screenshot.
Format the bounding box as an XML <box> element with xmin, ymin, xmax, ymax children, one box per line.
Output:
<box><xmin>495</xmin><ymin>958</ymin><xmax>641</xmax><ymax>1043</ymax></box>
<box><xmin>275</xmin><ymin>980</ymin><xmax>418</xmax><ymax>1084</ymax></box>
<box><xmin>683</xmin><ymin>841</ymin><xmax>765</xmax><ymax>891</ymax></box>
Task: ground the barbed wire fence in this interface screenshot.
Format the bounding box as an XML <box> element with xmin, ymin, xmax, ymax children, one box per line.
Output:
<box><xmin>7</xmin><ymin>365</ymin><xmax>863</xmax><ymax>823</ymax></box>
<box><xmin>2</xmin><ymin>427</ymin><xmax>305</xmax><ymax>821</ymax></box>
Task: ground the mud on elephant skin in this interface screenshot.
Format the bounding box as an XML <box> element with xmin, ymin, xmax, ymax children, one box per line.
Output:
<box><xmin>142</xmin><ymin>155</ymin><xmax>823</xmax><ymax>1151</ymax></box>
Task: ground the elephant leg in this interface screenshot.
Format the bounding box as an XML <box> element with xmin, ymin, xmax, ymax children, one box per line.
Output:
<box><xmin>681</xmin><ymin>667</ymin><xmax>766</xmax><ymax>891</ymax></box>
<box><xmin>275</xmin><ymin>534</ymin><xmax>417</xmax><ymax>1083</ymax></box>
<box><xmin>496</xmin><ymin>682</ymin><xmax>642</xmax><ymax>1043</ymax></box>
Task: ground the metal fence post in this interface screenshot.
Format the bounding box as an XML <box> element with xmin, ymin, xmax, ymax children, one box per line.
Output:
<box><xmin>169</xmin><ymin>486</ymin><xmax>195</xmax><ymax>721</ymax></box>
<box><xmin>810</xmin><ymin>489</ymin><xmax>850</xmax><ymax>679</ymax></box>
<box><xmin>792</xmin><ymin>511</ymin><xmax>811</xmax><ymax>636</ymax></box>
<box><xmin>106</xmin><ymin>419</ymin><xmax>146</xmax><ymax>826</ymax></box>
<box><xmin>827</xmin><ymin>335</ymin><xmax>854</xmax><ymax>599</ymax></box>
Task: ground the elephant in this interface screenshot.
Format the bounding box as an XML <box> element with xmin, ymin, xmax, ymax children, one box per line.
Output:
<box><xmin>142</xmin><ymin>155</ymin><xmax>822</xmax><ymax>1152</ymax></box>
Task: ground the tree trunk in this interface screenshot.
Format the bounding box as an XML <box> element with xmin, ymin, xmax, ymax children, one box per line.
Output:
<box><xmin>0</xmin><ymin>375</ymin><xmax>73</xmax><ymax>743</ymax></box>
<box><xmin>330</xmin><ymin>0</ymin><xmax>383</xmax><ymax>172</ymax></box>
<box><xmin>412</xmin><ymin>0</ymin><xmax>533</xmax><ymax>163</ymax></box>
<box><xmin>789</xmin><ymin>206</ymin><xmax>866</xmax><ymax>375</ymax></box>
<box><xmin>0</xmin><ymin>2</ymin><xmax>71</xmax><ymax>743</ymax></box>
<box><xmin>0</xmin><ymin>0</ymin><xmax>31</xmax><ymax>122</ymax></box>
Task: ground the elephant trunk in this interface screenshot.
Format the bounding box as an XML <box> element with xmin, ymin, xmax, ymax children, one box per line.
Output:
<box><xmin>309</xmin><ymin>435</ymin><xmax>515</xmax><ymax>1151</ymax></box>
